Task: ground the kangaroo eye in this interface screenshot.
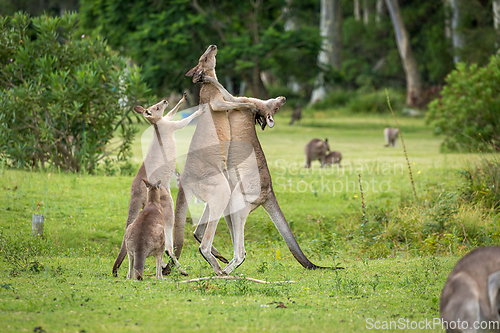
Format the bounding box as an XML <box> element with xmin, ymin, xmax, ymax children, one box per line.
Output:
<box><xmin>156</xmin><ymin>107</ymin><xmax>159</xmax><ymax>111</ymax></box>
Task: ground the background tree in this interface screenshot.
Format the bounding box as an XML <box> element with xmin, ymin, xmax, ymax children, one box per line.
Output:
<box><xmin>0</xmin><ymin>13</ymin><xmax>151</xmax><ymax>172</ymax></box>
<box><xmin>385</xmin><ymin>0</ymin><xmax>423</xmax><ymax>107</ymax></box>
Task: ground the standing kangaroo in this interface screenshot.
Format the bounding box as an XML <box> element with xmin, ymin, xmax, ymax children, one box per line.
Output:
<box><xmin>440</xmin><ymin>246</ymin><xmax>500</xmax><ymax>333</ymax></box>
<box><xmin>384</xmin><ymin>127</ymin><xmax>399</xmax><ymax>147</ymax></box>
<box><xmin>305</xmin><ymin>138</ymin><xmax>330</xmax><ymax>168</ymax></box>
<box><xmin>197</xmin><ymin>75</ymin><xmax>332</xmax><ymax>274</ymax></box>
<box><xmin>112</xmin><ymin>95</ymin><xmax>200</xmax><ymax>277</ymax></box>
<box><xmin>125</xmin><ymin>180</ymin><xmax>167</xmax><ymax>280</ymax></box>
<box><xmin>170</xmin><ymin>45</ymin><xmax>258</xmax><ymax>276</ymax></box>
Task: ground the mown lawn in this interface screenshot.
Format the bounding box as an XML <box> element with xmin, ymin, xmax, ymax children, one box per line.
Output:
<box><xmin>0</xmin><ymin>110</ymin><xmax>494</xmax><ymax>332</ymax></box>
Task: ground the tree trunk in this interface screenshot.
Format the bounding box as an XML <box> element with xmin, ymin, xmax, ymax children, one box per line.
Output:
<box><xmin>376</xmin><ymin>0</ymin><xmax>384</xmax><ymax>24</ymax></box>
<box><xmin>493</xmin><ymin>0</ymin><xmax>500</xmax><ymax>46</ymax></box>
<box><xmin>385</xmin><ymin>0</ymin><xmax>423</xmax><ymax>107</ymax></box>
<box><xmin>354</xmin><ymin>0</ymin><xmax>361</xmax><ymax>21</ymax></box>
<box><xmin>363</xmin><ymin>0</ymin><xmax>370</xmax><ymax>25</ymax></box>
<box><xmin>449</xmin><ymin>0</ymin><xmax>464</xmax><ymax>63</ymax></box>
<box><xmin>310</xmin><ymin>0</ymin><xmax>342</xmax><ymax>104</ymax></box>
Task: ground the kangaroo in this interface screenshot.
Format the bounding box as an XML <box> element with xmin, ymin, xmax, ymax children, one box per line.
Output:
<box><xmin>125</xmin><ymin>180</ymin><xmax>166</xmax><ymax>280</ymax></box>
<box><xmin>169</xmin><ymin>45</ymin><xmax>259</xmax><ymax>276</ymax></box>
<box><xmin>289</xmin><ymin>103</ymin><xmax>302</xmax><ymax>125</ymax></box>
<box><xmin>112</xmin><ymin>95</ymin><xmax>200</xmax><ymax>277</ymax></box>
<box><xmin>198</xmin><ymin>74</ymin><xmax>333</xmax><ymax>274</ymax></box>
<box><xmin>305</xmin><ymin>138</ymin><xmax>330</xmax><ymax>168</ymax></box>
<box><xmin>384</xmin><ymin>127</ymin><xmax>399</xmax><ymax>147</ymax></box>
<box><xmin>440</xmin><ymin>246</ymin><xmax>500</xmax><ymax>333</ymax></box>
<box><xmin>324</xmin><ymin>151</ymin><xmax>342</xmax><ymax>168</ymax></box>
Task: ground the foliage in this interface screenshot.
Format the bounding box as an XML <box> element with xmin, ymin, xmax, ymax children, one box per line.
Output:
<box><xmin>426</xmin><ymin>54</ymin><xmax>500</xmax><ymax>152</ymax></box>
<box><xmin>460</xmin><ymin>157</ymin><xmax>500</xmax><ymax>212</ymax></box>
<box><xmin>79</xmin><ymin>0</ymin><xmax>321</xmax><ymax>99</ymax></box>
<box><xmin>310</xmin><ymin>88</ymin><xmax>405</xmax><ymax>113</ymax></box>
<box><xmin>0</xmin><ymin>12</ymin><xmax>151</xmax><ymax>172</ymax></box>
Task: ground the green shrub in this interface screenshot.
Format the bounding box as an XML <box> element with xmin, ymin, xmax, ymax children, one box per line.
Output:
<box><xmin>0</xmin><ymin>12</ymin><xmax>151</xmax><ymax>172</ymax></box>
<box><xmin>427</xmin><ymin>55</ymin><xmax>500</xmax><ymax>152</ymax></box>
<box><xmin>310</xmin><ymin>89</ymin><xmax>404</xmax><ymax>113</ymax></box>
<box><xmin>460</xmin><ymin>157</ymin><xmax>500</xmax><ymax>211</ymax></box>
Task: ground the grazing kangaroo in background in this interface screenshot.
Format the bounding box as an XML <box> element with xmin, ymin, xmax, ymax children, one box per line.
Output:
<box><xmin>112</xmin><ymin>95</ymin><xmax>199</xmax><ymax>277</ymax></box>
<box><xmin>198</xmin><ymin>74</ymin><xmax>332</xmax><ymax>274</ymax></box>
<box><xmin>169</xmin><ymin>45</ymin><xmax>259</xmax><ymax>276</ymax></box>
<box><xmin>440</xmin><ymin>247</ymin><xmax>500</xmax><ymax>333</ymax></box>
<box><xmin>125</xmin><ymin>180</ymin><xmax>168</xmax><ymax>280</ymax></box>
<box><xmin>325</xmin><ymin>151</ymin><xmax>342</xmax><ymax>168</ymax></box>
<box><xmin>384</xmin><ymin>127</ymin><xmax>399</xmax><ymax>147</ymax></box>
<box><xmin>289</xmin><ymin>103</ymin><xmax>302</xmax><ymax>125</ymax></box>
<box><xmin>304</xmin><ymin>138</ymin><xmax>330</xmax><ymax>168</ymax></box>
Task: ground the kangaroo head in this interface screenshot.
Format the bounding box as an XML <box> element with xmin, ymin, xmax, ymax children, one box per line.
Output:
<box><xmin>255</xmin><ymin>96</ymin><xmax>286</xmax><ymax>130</ymax></box>
<box><xmin>133</xmin><ymin>100</ymin><xmax>169</xmax><ymax>125</ymax></box>
<box><xmin>186</xmin><ymin>45</ymin><xmax>217</xmax><ymax>83</ymax></box>
<box><xmin>142</xmin><ymin>179</ymin><xmax>162</xmax><ymax>202</ymax></box>
<box><xmin>324</xmin><ymin>138</ymin><xmax>330</xmax><ymax>152</ymax></box>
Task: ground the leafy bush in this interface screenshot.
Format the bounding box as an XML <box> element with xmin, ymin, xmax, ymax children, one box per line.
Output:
<box><xmin>426</xmin><ymin>55</ymin><xmax>500</xmax><ymax>152</ymax></box>
<box><xmin>0</xmin><ymin>12</ymin><xmax>151</xmax><ymax>172</ymax></box>
<box><xmin>310</xmin><ymin>89</ymin><xmax>404</xmax><ymax>113</ymax></box>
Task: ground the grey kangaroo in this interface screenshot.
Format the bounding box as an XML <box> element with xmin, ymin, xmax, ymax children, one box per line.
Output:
<box><xmin>324</xmin><ymin>151</ymin><xmax>342</xmax><ymax>167</ymax></box>
<box><xmin>384</xmin><ymin>127</ymin><xmax>399</xmax><ymax>147</ymax></box>
<box><xmin>113</xmin><ymin>95</ymin><xmax>200</xmax><ymax>277</ymax></box>
<box><xmin>192</xmin><ymin>74</ymin><xmax>334</xmax><ymax>275</ymax></box>
<box><xmin>305</xmin><ymin>138</ymin><xmax>330</xmax><ymax>168</ymax></box>
<box><xmin>440</xmin><ymin>246</ymin><xmax>500</xmax><ymax>333</ymax></box>
<box><xmin>125</xmin><ymin>180</ymin><xmax>167</xmax><ymax>280</ymax></box>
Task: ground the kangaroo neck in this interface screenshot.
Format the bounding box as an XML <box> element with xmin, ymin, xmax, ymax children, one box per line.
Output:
<box><xmin>147</xmin><ymin>190</ymin><xmax>161</xmax><ymax>205</ymax></box>
<box><xmin>229</xmin><ymin>111</ymin><xmax>259</xmax><ymax>144</ymax></box>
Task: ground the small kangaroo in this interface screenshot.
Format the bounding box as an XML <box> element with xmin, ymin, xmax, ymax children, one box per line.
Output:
<box><xmin>289</xmin><ymin>103</ymin><xmax>302</xmax><ymax>125</ymax></box>
<box><xmin>304</xmin><ymin>138</ymin><xmax>330</xmax><ymax>168</ymax></box>
<box><xmin>384</xmin><ymin>127</ymin><xmax>399</xmax><ymax>147</ymax></box>
<box><xmin>112</xmin><ymin>95</ymin><xmax>199</xmax><ymax>277</ymax></box>
<box><xmin>125</xmin><ymin>180</ymin><xmax>167</xmax><ymax>280</ymax></box>
<box><xmin>324</xmin><ymin>151</ymin><xmax>342</xmax><ymax>167</ymax></box>
<box><xmin>440</xmin><ymin>246</ymin><xmax>500</xmax><ymax>333</ymax></box>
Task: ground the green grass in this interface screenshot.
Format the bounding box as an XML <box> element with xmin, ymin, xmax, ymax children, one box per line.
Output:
<box><xmin>0</xmin><ymin>111</ymin><xmax>497</xmax><ymax>332</ymax></box>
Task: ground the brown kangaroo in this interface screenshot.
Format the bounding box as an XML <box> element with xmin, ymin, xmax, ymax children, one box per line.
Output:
<box><xmin>125</xmin><ymin>180</ymin><xmax>167</xmax><ymax>280</ymax></box>
<box><xmin>324</xmin><ymin>151</ymin><xmax>342</xmax><ymax>167</ymax></box>
<box><xmin>170</xmin><ymin>45</ymin><xmax>258</xmax><ymax>276</ymax></box>
<box><xmin>195</xmin><ymin>74</ymin><xmax>334</xmax><ymax>274</ymax></box>
<box><xmin>113</xmin><ymin>95</ymin><xmax>199</xmax><ymax>277</ymax></box>
<box><xmin>384</xmin><ymin>127</ymin><xmax>399</xmax><ymax>147</ymax></box>
<box><xmin>440</xmin><ymin>246</ymin><xmax>500</xmax><ymax>333</ymax></box>
<box><xmin>305</xmin><ymin>138</ymin><xmax>330</xmax><ymax>168</ymax></box>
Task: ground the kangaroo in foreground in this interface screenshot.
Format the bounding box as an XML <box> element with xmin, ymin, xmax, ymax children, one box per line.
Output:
<box><xmin>195</xmin><ymin>74</ymin><xmax>333</xmax><ymax>274</ymax></box>
<box><xmin>168</xmin><ymin>45</ymin><xmax>259</xmax><ymax>276</ymax></box>
<box><xmin>324</xmin><ymin>151</ymin><xmax>342</xmax><ymax>167</ymax></box>
<box><xmin>125</xmin><ymin>180</ymin><xmax>167</xmax><ymax>280</ymax></box>
<box><xmin>440</xmin><ymin>246</ymin><xmax>500</xmax><ymax>333</ymax></box>
<box><xmin>384</xmin><ymin>127</ymin><xmax>399</xmax><ymax>147</ymax></box>
<box><xmin>305</xmin><ymin>138</ymin><xmax>330</xmax><ymax>168</ymax></box>
<box><xmin>113</xmin><ymin>95</ymin><xmax>200</xmax><ymax>277</ymax></box>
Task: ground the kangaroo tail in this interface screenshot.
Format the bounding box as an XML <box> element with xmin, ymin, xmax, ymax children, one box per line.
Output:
<box><xmin>262</xmin><ymin>192</ymin><xmax>337</xmax><ymax>270</ymax></box>
<box><xmin>112</xmin><ymin>238</ymin><xmax>127</xmax><ymax>277</ymax></box>
<box><xmin>134</xmin><ymin>252</ymin><xmax>146</xmax><ymax>280</ymax></box>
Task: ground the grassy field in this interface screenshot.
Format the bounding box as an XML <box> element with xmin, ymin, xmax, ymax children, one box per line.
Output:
<box><xmin>0</xmin><ymin>109</ymin><xmax>497</xmax><ymax>332</ymax></box>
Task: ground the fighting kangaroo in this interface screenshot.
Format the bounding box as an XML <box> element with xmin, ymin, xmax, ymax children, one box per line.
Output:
<box><xmin>169</xmin><ymin>45</ymin><xmax>259</xmax><ymax>276</ymax></box>
<box><xmin>384</xmin><ymin>127</ymin><xmax>399</xmax><ymax>147</ymax></box>
<box><xmin>196</xmin><ymin>74</ymin><xmax>333</xmax><ymax>274</ymax></box>
<box><xmin>112</xmin><ymin>95</ymin><xmax>200</xmax><ymax>277</ymax></box>
<box><xmin>440</xmin><ymin>246</ymin><xmax>500</xmax><ymax>333</ymax></box>
<box><xmin>305</xmin><ymin>138</ymin><xmax>330</xmax><ymax>168</ymax></box>
<box><xmin>125</xmin><ymin>180</ymin><xmax>169</xmax><ymax>280</ymax></box>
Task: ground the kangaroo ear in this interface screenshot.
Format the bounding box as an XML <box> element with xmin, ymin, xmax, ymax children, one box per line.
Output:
<box><xmin>134</xmin><ymin>106</ymin><xmax>145</xmax><ymax>114</ymax></box>
<box><xmin>142</xmin><ymin>179</ymin><xmax>151</xmax><ymax>188</ymax></box>
<box><xmin>155</xmin><ymin>180</ymin><xmax>161</xmax><ymax>189</ymax></box>
<box><xmin>186</xmin><ymin>65</ymin><xmax>199</xmax><ymax>77</ymax></box>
